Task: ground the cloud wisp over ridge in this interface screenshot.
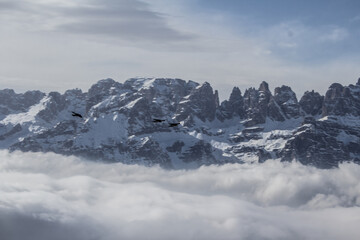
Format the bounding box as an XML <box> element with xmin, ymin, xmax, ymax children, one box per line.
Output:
<box><xmin>1</xmin><ymin>150</ymin><xmax>360</xmax><ymax>240</ymax></box>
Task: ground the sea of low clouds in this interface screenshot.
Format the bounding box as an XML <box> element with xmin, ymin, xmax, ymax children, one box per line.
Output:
<box><xmin>0</xmin><ymin>150</ymin><xmax>360</xmax><ymax>240</ymax></box>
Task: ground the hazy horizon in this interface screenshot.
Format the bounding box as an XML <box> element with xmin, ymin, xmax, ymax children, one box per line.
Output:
<box><xmin>2</xmin><ymin>76</ymin><xmax>360</xmax><ymax>104</ymax></box>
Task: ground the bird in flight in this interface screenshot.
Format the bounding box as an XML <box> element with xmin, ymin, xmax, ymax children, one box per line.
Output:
<box><xmin>168</xmin><ymin>122</ymin><xmax>180</xmax><ymax>127</ymax></box>
<box><xmin>71</xmin><ymin>111</ymin><xmax>83</xmax><ymax>118</ymax></box>
<box><xmin>153</xmin><ymin>118</ymin><xmax>166</xmax><ymax>123</ymax></box>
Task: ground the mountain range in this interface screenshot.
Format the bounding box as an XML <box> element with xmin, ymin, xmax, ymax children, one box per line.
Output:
<box><xmin>1</xmin><ymin>77</ymin><xmax>359</xmax><ymax>169</ymax></box>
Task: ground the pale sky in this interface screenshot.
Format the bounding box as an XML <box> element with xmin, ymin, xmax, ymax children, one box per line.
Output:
<box><xmin>1</xmin><ymin>0</ymin><xmax>359</xmax><ymax>100</ymax></box>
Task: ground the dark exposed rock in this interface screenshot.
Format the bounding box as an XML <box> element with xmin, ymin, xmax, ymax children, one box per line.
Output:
<box><xmin>37</xmin><ymin>92</ymin><xmax>67</xmax><ymax>122</ymax></box>
<box><xmin>86</xmin><ymin>78</ymin><xmax>123</xmax><ymax>112</ymax></box>
<box><xmin>0</xmin><ymin>124</ymin><xmax>22</xmax><ymax>140</ymax></box>
<box><xmin>267</xmin><ymin>98</ymin><xmax>286</xmax><ymax>122</ymax></box>
<box><xmin>243</xmin><ymin>87</ymin><xmax>265</xmax><ymax>126</ymax></box>
<box><xmin>127</xmin><ymin>137</ymin><xmax>172</xmax><ymax>168</ymax></box>
<box><xmin>258</xmin><ymin>149</ymin><xmax>272</xmax><ymax>163</ymax></box>
<box><xmin>220</xmin><ymin>87</ymin><xmax>245</xmax><ymax>119</ymax></box>
<box><xmin>181</xmin><ymin>140</ymin><xmax>216</xmax><ymax>165</ymax></box>
<box><xmin>302</xmin><ymin>116</ymin><xmax>316</xmax><ymax>125</ymax></box>
<box><xmin>280</xmin><ymin>118</ymin><xmax>360</xmax><ymax>168</ymax></box>
<box><xmin>268</xmin><ymin>132</ymin><xmax>292</xmax><ymax>140</ymax></box>
<box><xmin>274</xmin><ymin>86</ymin><xmax>300</xmax><ymax>118</ymax></box>
<box><xmin>243</xmin><ymin>82</ymin><xmax>285</xmax><ymax>126</ymax></box>
<box><xmin>257</xmin><ymin>81</ymin><xmax>272</xmax><ymax>116</ymax></box>
<box><xmin>322</xmin><ymin>82</ymin><xmax>360</xmax><ymax>116</ymax></box>
<box><xmin>166</xmin><ymin>141</ymin><xmax>185</xmax><ymax>153</ymax></box>
<box><xmin>299</xmin><ymin>90</ymin><xmax>323</xmax><ymax>116</ymax></box>
<box><xmin>176</xmin><ymin>82</ymin><xmax>219</xmax><ymax>124</ymax></box>
<box><xmin>231</xmin><ymin>145</ymin><xmax>257</xmax><ymax>154</ymax></box>
<box><xmin>0</xmin><ymin>89</ymin><xmax>45</xmax><ymax>118</ymax></box>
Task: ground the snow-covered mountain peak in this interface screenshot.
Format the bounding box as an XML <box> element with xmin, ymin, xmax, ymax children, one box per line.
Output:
<box><xmin>1</xmin><ymin>96</ymin><xmax>49</xmax><ymax>126</ymax></box>
<box><xmin>0</xmin><ymin>77</ymin><xmax>360</xmax><ymax>169</ymax></box>
<box><xmin>124</xmin><ymin>77</ymin><xmax>193</xmax><ymax>91</ymax></box>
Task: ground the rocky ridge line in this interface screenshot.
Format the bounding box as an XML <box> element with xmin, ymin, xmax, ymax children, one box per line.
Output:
<box><xmin>0</xmin><ymin>77</ymin><xmax>359</xmax><ymax>169</ymax></box>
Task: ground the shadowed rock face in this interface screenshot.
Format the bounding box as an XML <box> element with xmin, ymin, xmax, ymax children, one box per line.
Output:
<box><xmin>86</xmin><ymin>78</ymin><xmax>123</xmax><ymax>112</ymax></box>
<box><xmin>0</xmin><ymin>89</ymin><xmax>45</xmax><ymax>118</ymax></box>
<box><xmin>322</xmin><ymin>83</ymin><xmax>360</xmax><ymax>116</ymax></box>
<box><xmin>280</xmin><ymin>118</ymin><xmax>360</xmax><ymax>168</ymax></box>
<box><xmin>274</xmin><ymin>86</ymin><xmax>300</xmax><ymax>119</ymax></box>
<box><xmin>243</xmin><ymin>82</ymin><xmax>284</xmax><ymax>126</ymax></box>
<box><xmin>175</xmin><ymin>82</ymin><xmax>219</xmax><ymax>124</ymax></box>
<box><xmin>1</xmin><ymin>77</ymin><xmax>360</xmax><ymax>169</ymax></box>
<box><xmin>219</xmin><ymin>87</ymin><xmax>245</xmax><ymax>120</ymax></box>
<box><xmin>181</xmin><ymin>140</ymin><xmax>216</xmax><ymax>165</ymax></box>
<box><xmin>256</xmin><ymin>81</ymin><xmax>273</xmax><ymax>121</ymax></box>
<box><xmin>299</xmin><ymin>90</ymin><xmax>323</xmax><ymax>116</ymax></box>
<box><xmin>37</xmin><ymin>92</ymin><xmax>68</xmax><ymax>123</ymax></box>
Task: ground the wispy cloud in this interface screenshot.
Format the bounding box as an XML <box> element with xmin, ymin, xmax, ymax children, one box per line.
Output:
<box><xmin>0</xmin><ymin>0</ymin><xmax>194</xmax><ymax>43</ymax></box>
<box><xmin>255</xmin><ymin>21</ymin><xmax>352</xmax><ymax>62</ymax></box>
<box><xmin>350</xmin><ymin>14</ymin><xmax>360</xmax><ymax>22</ymax></box>
<box><xmin>319</xmin><ymin>27</ymin><xmax>349</xmax><ymax>42</ymax></box>
<box><xmin>1</xmin><ymin>151</ymin><xmax>360</xmax><ymax>240</ymax></box>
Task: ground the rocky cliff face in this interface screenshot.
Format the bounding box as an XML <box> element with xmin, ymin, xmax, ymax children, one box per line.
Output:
<box><xmin>299</xmin><ymin>90</ymin><xmax>323</xmax><ymax>116</ymax></box>
<box><xmin>274</xmin><ymin>86</ymin><xmax>300</xmax><ymax>119</ymax></box>
<box><xmin>322</xmin><ymin>82</ymin><xmax>360</xmax><ymax>117</ymax></box>
<box><xmin>0</xmin><ymin>89</ymin><xmax>45</xmax><ymax>119</ymax></box>
<box><xmin>280</xmin><ymin>80</ymin><xmax>360</xmax><ymax>168</ymax></box>
<box><xmin>1</xmin><ymin>77</ymin><xmax>359</xmax><ymax>169</ymax></box>
<box><xmin>219</xmin><ymin>87</ymin><xmax>245</xmax><ymax>119</ymax></box>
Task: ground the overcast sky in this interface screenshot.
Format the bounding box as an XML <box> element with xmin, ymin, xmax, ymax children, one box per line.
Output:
<box><xmin>1</xmin><ymin>0</ymin><xmax>359</xmax><ymax>100</ymax></box>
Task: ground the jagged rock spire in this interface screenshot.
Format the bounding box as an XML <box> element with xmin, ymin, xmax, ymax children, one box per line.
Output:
<box><xmin>242</xmin><ymin>81</ymin><xmax>285</xmax><ymax>126</ymax></box>
<box><xmin>229</xmin><ymin>87</ymin><xmax>242</xmax><ymax>103</ymax></box>
<box><xmin>322</xmin><ymin>82</ymin><xmax>360</xmax><ymax>116</ymax></box>
<box><xmin>219</xmin><ymin>87</ymin><xmax>245</xmax><ymax>119</ymax></box>
<box><xmin>259</xmin><ymin>81</ymin><xmax>269</xmax><ymax>92</ymax></box>
<box><xmin>299</xmin><ymin>90</ymin><xmax>323</xmax><ymax>116</ymax></box>
<box><xmin>175</xmin><ymin>81</ymin><xmax>219</xmax><ymax>123</ymax></box>
<box><xmin>274</xmin><ymin>85</ymin><xmax>300</xmax><ymax>118</ymax></box>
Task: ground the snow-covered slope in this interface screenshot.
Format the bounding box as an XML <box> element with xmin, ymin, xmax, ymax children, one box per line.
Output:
<box><xmin>1</xmin><ymin>77</ymin><xmax>360</xmax><ymax>169</ymax></box>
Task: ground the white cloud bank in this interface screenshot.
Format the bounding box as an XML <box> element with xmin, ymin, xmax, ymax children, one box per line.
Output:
<box><xmin>1</xmin><ymin>150</ymin><xmax>360</xmax><ymax>240</ymax></box>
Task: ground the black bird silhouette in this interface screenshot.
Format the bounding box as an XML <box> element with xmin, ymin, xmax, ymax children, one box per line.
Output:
<box><xmin>153</xmin><ymin>118</ymin><xmax>165</xmax><ymax>123</ymax></box>
<box><xmin>168</xmin><ymin>122</ymin><xmax>180</xmax><ymax>127</ymax></box>
<box><xmin>71</xmin><ymin>111</ymin><xmax>83</xmax><ymax>118</ymax></box>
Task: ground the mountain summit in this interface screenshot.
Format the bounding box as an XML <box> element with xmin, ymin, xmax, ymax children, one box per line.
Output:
<box><xmin>1</xmin><ymin>77</ymin><xmax>359</xmax><ymax>168</ymax></box>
